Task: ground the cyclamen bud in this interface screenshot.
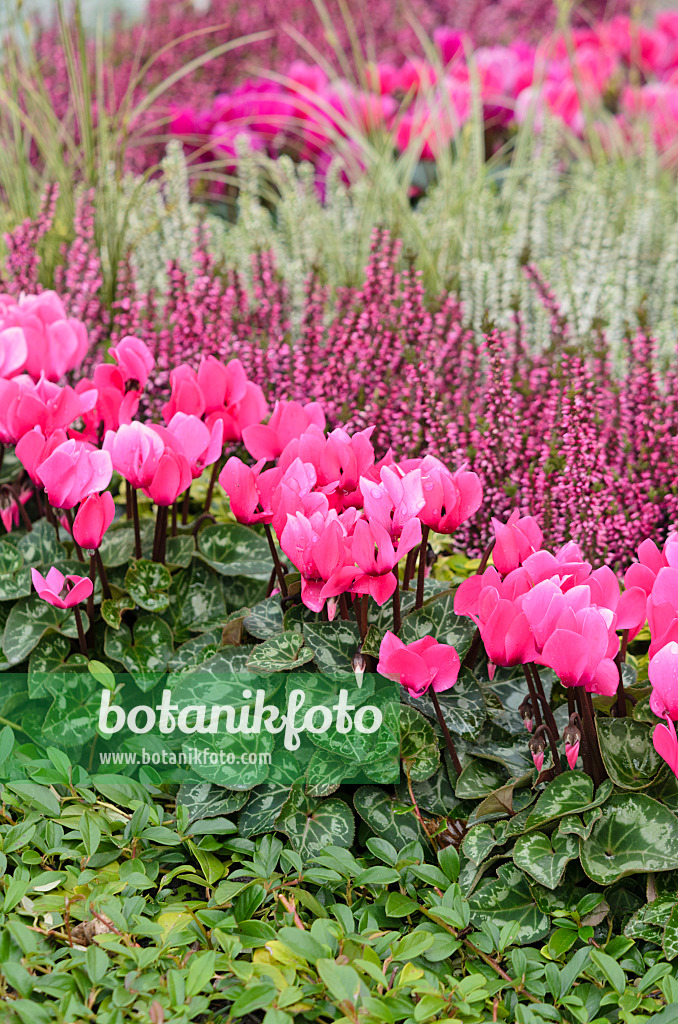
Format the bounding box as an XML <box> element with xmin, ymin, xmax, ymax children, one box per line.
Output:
<box><xmin>562</xmin><ymin>716</ymin><xmax>582</xmax><ymax>771</ymax></box>
<box><xmin>529</xmin><ymin>734</ymin><xmax>546</xmax><ymax>773</ymax></box>
<box><xmin>353</xmin><ymin>650</ymin><xmax>367</xmax><ymax>689</ymax></box>
<box><xmin>519</xmin><ymin>697</ymin><xmax>534</xmax><ymax>733</ymax></box>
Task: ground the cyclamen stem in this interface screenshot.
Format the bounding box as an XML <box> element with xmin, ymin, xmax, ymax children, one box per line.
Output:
<box><xmin>95</xmin><ymin>549</ymin><xmax>112</xmax><ymax>600</ymax></box>
<box><xmin>72</xmin><ymin>604</ymin><xmax>87</xmax><ymax>658</ymax></box>
<box><xmin>430</xmin><ymin>689</ymin><xmax>463</xmax><ymax>777</ymax></box>
<box><xmin>360</xmin><ymin>594</ymin><xmax>369</xmax><ymax>643</ymax></box>
<box><xmin>576</xmin><ymin>686</ymin><xmax>607</xmax><ymax>786</ymax></box>
<box><xmin>339</xmin><ymin>594</ymin><xmax>350</xmax><ymax>621</ymax></box>
<box><xmin>402</xmin><ymin>548</ymin><xmax>417</xmax><ymax>592</ymax></box>
<box><xmin>264</xmin><ymin>524</ymin><xmax>288</xmax><ymax>598</ymax></box>
<box><xmin>477</xmin><ymin>538</ymin><xmax>495</xmax><ymax>574</ymax></box>
<box><xmin>171</xmin><ymin>501</ymin><xmax>178</xmax><ymax>538</ymax></box>
<box><xmin>64</xmin><ymin>507</ymin><xmax>85</xmax><ymax>562</ymax></box>
<box><xmin>152</xmin><ymin>506</ymin><xmax>169</xmax><ymax>563</ymax></box>
<box><xmin>523</xmin><ymin>665</ymin><xmax>543</xmax><ymax>728</ymax></box>
<box><xmin>415</xmin><ymin>525</ymin><xmax>430</xmax><ymax>610</ymax></box>
<box><xmin>181</xmin><ymin>487</ymin><xmax>191</xmax><ymax>525</ymax></box>
<box><xmin>392</xmin><ymin>572</ymin><xmax>401</xmax><ymax>633</ymax></box>
<box><xmin>533</xmin><ymin>724</ymin><xmax>562</xmax><ymax>775</ymax></box>
<box><xmin>615</xmin><ymin>628</ymin><xmax>630</xmax><ymax>718</ymax></box>
<box><xmin>131</xmin><ymin>489</ymin><xmax>142</xmax><ymax>560</ymax></box>
<box><xmin>203</xmin><ymin>460</ymin><xmax>221</xmax><ymax>514</ymax></box>
<box><xmin>529</xmin><ymin>663</ymin><xmax>559</xmax><ymax>738</ymax></box>
<box><xmin>87</xmin><ymin>554</ymin><xmax>95</xmax><ymax>624</ymax></box>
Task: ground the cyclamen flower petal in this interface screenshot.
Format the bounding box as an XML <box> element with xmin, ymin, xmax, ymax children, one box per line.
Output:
<box><xmin>38</xmin><ymin>440</ymin><xmax>113</xmax><ymax>510</ymax></box>
<box><xmin>377</xmin><ymin>631</ymin><xmax>460</xmax><ymax>697</ymax></box>
<box><xmin>32</xmin><ymin>567</ymin><xmax>93</xmax><ymax>608</ymax></box>
<box><xmin>653</xmin><ymin>715</ymin><xmax>678</xmax><ymax>777</ymax></box>
<box><xmin>565</xmin><ymin>739</ymin><xmax>580</xmax><ymax>770</ymax></box>
<box><xmin>73</xmin><ymin>492</ymin><xmax>115</xmax><ymax>550</ymax></box>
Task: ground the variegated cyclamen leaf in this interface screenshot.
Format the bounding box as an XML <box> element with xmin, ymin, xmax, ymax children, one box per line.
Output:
<box><xmin>512</xmin><ymin>831</ymin><xmax>578</xmax><ymax>890</ymax></box>
<box><xmin>401</xmin><ymin>669</ymin><xmax>486</xmax><ymax>739</ymax></box>
<box><xmin>125</xmin><ymin>559</ymin><xmax>172</xmax><ymax>612</ymax></box>
<box><xmin>246</xmin><ymin>631</ymin><xmax>314</xmax><ymax>672</ymax></box>
<box><xmin>353</xmin><ymin>785</ymin><xmax>428</xmax><ymax>849</ymax></box>
<box><xmin>581</xmin><ymin>793</ymin><xmax>678</xmax><ymax>884</ymax></box>
<box><xmin>176</xmin><ymin>781</ymin><xmax>249</xmax><ymax>823</ymax></box>
<box><xmin>302</xmin><ymin>620</ymin><xmax>362</xmax><ymax>675</ymax></box>
<box><xmin>3</xmin><ymin>595</ymin><xmax>86</xmax><ymax>666</ymax></box>
<box><xmin>197</xmin><ymin>522</ymin><xmax>273</xmax><ymax>579</ymax></box>
<box><xmin>278</xmin><ymin>792</ymin><xmax>354</xmax><ymax>858</ymax></box>
<box><xmin>400</xmin><ymin>704</ymin><xmax>440</xmax><ymax>782</ymax></box>
<box><xmin>596</xmin><ymin>717</ymin><xmax>667</xmax><ymax>790</ymax></box>
<box><xmin>468</xmin><ymin>863</ymin><xmax>550</xmax><ymax>944</ymax></box>
<box><xmin>104</xmin><ymin>615</ymin><xmax>173</xmax><ymax>691</ymax></box>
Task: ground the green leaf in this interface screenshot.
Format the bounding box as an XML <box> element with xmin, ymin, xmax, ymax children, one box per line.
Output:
<box><xmin>97</xmin><ymin>526</ymin><xmax>136</xmax><ymax>567</ymax></box>
<box><xmin>177</xmin><ymin>781</ymin><xmax>249</xmax><ymax>822</ymax></box>
<box><xmin>386</xmin><ymin>892</ymin><xmax>420</xmax><ymax>917</ymax></box>
<box><xmin>0</xmin><ymin>725</ymin><xmax>14</xmax><ymax>766</ymax></box>
<box><xmin>198</xmin><ymin>522</ymin><xmax>273</xmax><ymax>578</ymax></box>
<box><xmin>590</xmin><ymin>948</ymin><xmax>626</xmax><ymax>996</ymax></box>
<box><xmin>306</xmin><ymin>748</ymin><xmax>353</xmax><ymax>798</ymax></box>
<box><xmin>456</xmin><ymin>759</ymin><xmax>508</xmax><ymax>799</ymax></box>
<box><xmin>525</xmin><ymin>771</ymin><xmax>595</xmax><ymax>830</ymax></box>
<box><xmin>164</xmin><ymin>560</ymin><xmax>227</xmax><ymax>636</ymax></box>
<box><xmin>4</xmin><ymin>594</ymin><xmax>84</xmax><ymax>666</ymax></box>
<box><xmin>399</xmin><ymin>590</ymin><xmax>477</xmax><ymax>659</ymax></box>
<box><xmin>244</xmin><ymin>597</ymin><xmax>284</xmax><ymax>640</ymax></box>
<box><xmin>125</xmin><ymin>559</ymin><xmax>172</xmax><ymax>612</ymax></box>
<box><xmin>7</xmin><ymin>782</ymin><xmax>60</xmax><ymax>817</ymax></box>
<box><xmin>238</xmin><ymin>761</ymin><xmax>303</xmax><ymax>838</ymax></box>
<box><xmin>403</xmin><ymin>668</ymin><xmax>486</xmax><ymax>738</ymax></box>
<box><xmin>165</xmin><ymin>535</ymin><xmax>195</xmax><ymax>568</ymax></box>
<box><xmin>17</xmin><ymin>519</ymin><xmax>66</xmax><ymax>565</ymax></box>
<box><xmin>303</xmin><ymin>621</ymin><xmax>362</xmax><ymax>675</ymax></box>
<box><xmin>663</xmin><ymin>906</ymin><xmax>678</xmax><ymax>961</ymax></box>
<box><xmin>246</xmin><ymin>631</ymin><xmax>315</xmax><ymax>672</ymax></box>
<box><xmin>28</xmin><ymin>633</ymin><xmax>72</xmax><ymax>697</ymax></box>
<box><xmin>512</xmin><ymin>831</ymin><xmax>579</xmax><ymax>890</ymax></box>
<box><xmin>581</xmin><ymin>793</ymin><xmax>678</xmax><ymax>884</ymax></box>
<box><xmin>400</xmin><ymin>704</ymin><xmax>439</xmax><ymax>782</ymax></box>
<box><xmin>278</xmin><ymin>793</ymin><xmax>355</xmax><ymax>858</ymax></box>
<box><xmin>278</xmin><ymin>927</ymin><xmax>328</xmax><ymax>962</ymax></box>
<box><xmin>101</xmin><ymin>593</ymin><xmax>135</xmax><ymax>629</ymax></box>
<box><xmin>597</xmin><ymin>717</ymin><xmax>666</xmax><ymax>790</ymax></box>
<box><xmin>88</xmin><ymin>659</ymin><xmax>115</xmax><ymax>691</ymax></box>
<box><xmin>353</xmin><ymin>786</ymin><xmax>427</xmax><ymax>848</ymax></box>
<box><xmin>0</xmin><ymin>541</ymin><xmax>30</xmax><ymax>601</ymax></box>
<box><xmin>104</xmin><ymin>615</ymin><xmax>173</xmax><ymax>691</ymax></box>
<box><xmin>468</xmin><ymin>863</ymin><xmax>550</xmax><ymax>944</ymax></box>
<box><xmin>316</xmin><ymin>960</ymin><xmax>360</xmax><ymax>1005</ymax></box>
<box><xmin>42</xmin><ymin>676</ymin><xmax>101</xmax><ymax>748</ymax></box>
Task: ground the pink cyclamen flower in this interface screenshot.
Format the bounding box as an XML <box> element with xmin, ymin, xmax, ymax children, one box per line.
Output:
<box><xmin>166</xmin><ymin>412</ymin><xmax>223</xmax><ymax>479</ymax></box>
<box><xmin>197</xmin><ymin>356</ymin><xmax>269</xmax><ymax>442</ymax></box>
<box><xmin>454</xmin><ymin>566</ymin><xmax>535</xmax><ymax>676</ymax></box>
<box><xmin>565</xmin><ymin>738</ymin><xmax>580</xmax><ymax>770</ymax></box>
<box><xmin>322</xmin><ymin>516</ymin><xmax>422</xmax><ymax>606</ymax></box>
<box><xmin>219</xmin><ymin>456</ymin><xmax>281</xmax><ymax>525</ymax></box>
<box><xmin>32</xmin><ymin>567</ymin><xmax>93</xmax><ymax>608</ymax></box>
<box><xmin>142</xmin><ymin>428</ymin><xmax>193</xmax><ymax>506</ymax></box>
<box><xmin>72</xmin><ymin>492</ymin><xmax>115</xmax><ymax>550</ymax></box>
<box><xmin>103</xmin><ymin>422</ymin><xmax>165</xmax><ymax>490</ymax></box>
<box><xmin>0</xmin><ymin>326</ymin><xmax>27</xmax><ymax>378</ymax></box>
<box><xmin>377</xmin><ymin>630</ymin><xmax>460</xmax><ymax>698</ymax></box>
<box><xmin>654</xmin><ymin>715</ymin><xmax>678</xmax><ymax>777</ymax></box>
<box><xmin>531</xmin><ymin>747</ymin><xmax>544</xmax><ymax>773</ymax></box>
<box><xmin>15</xmin><ymin>426</ymin><xmax>68</xmax><ymax>484</ymax></box>
<box><xmin>243</xmin><ymin>400</ymin><xmax>326</xmax><ymax>461</ymax></box>
<box><xmin>280</xmin><ymin>509</ymin><xmax>352</xmax><ymax>614</ymax></box>
<box><xmin>416</xmin><ymin>456</ymin><xmax>483</xmax><ymax>534</ymax></box>
<box><xmin>0</xmin><ymin>486</ymin><xmax>31</xmax><ymax>533</ymax></box>
<box><xmin>649</xmin><ymin>641</ymin><xmax>678</xmax><ymax>720</ymax></box>
<box><xmin>0</xmin><ymin>375</ymin><xmax>97</xmax><ymax>444</ymax></box>
<box><xmin>491</xmin><ymin>509</ymin><xmax>543</xmax><ymax>575</ymax></box>
<box><xmin>0</xmin><ymin>291</ymin><xmax>89</xmax><ymax>381</ymax></box>
<box><xmin>109</xmin><ymin>335</ymin><xmax>154</xmax><ymax>388</ymax></box>
<box><xmin>37</xmin><ymin>440</ymin><xmax>113</xmax><ymax>510</ymax></box>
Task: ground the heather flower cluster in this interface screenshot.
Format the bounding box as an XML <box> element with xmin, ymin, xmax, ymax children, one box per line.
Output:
<box><xmin>171</xmin><ymin>12</ymin><xmax>678</xmax><ymax>185</ymax></box>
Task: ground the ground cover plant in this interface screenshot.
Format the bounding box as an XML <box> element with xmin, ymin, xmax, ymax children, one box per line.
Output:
<box><xmin>4</xmin><ymin>1</ymin><xmax>678</xmax><ymax>1021</ymax></box>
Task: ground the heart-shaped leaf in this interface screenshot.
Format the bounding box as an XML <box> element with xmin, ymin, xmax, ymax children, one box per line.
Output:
<box><xmin>353</xmin><ymin>785</ymin><xmax>427</xmax><ymax>848</ymax></box>
<box><xmin>400</xmin><ymin>704</ymin><xmax>439</xmax><ymax>782</ymax></box>
<box><xmin>302</xmin><ymin>620</ymin><xmax>362</xmax><ymax>675</ymax></box>
<box><xmin>399</xmin><ymin>590</ymin><xmax>478</xmax><ymax>660</ymax></box>
<box><xmin>278</xmin><ymin>792</ymin><xmax>354</xmax><ymax>858</ymax></box>
<box><xmin>597</xmin><ymin>717</ymin><xmax>667</xmax><ymax>790</ymax></box>
<box><xmin>238</xmin><ymin>759</ymin><xmax>304</xmax><ymax>838</ymax></box>
<box><xmin>101</xmin><ymin>593</ymin><xmax>135</xmax><ymax>629</ymax></box>
<box><xmin>0</xmin><ymin>542</ymin><xmax>30</xmax><ymax>601</ymax></box>
<box><xmin>97</xmin><ymin>526</ymin><xmax>136</xmax><ymax>568</ymax></box>
<box><xmin>104</xmin><ymin>615</ymin><xmax>173</xmax><ymax>691</ymax></box>
<box><xmin>198</xmin><ymin>522</ymin><xmax>272</xmax><ymax>578</ymax></box>
<box><xmin>306</xmin><ymin>748</ymin><xmax>352</xmax><ymax>797</ymax></box>
<box><xmin>42</xmin><ymin>676</ymin><xmax>102</xmax><ymax>749</ymax></box>
<box><xmin>456</xmin><ymin>759</ymin><xmax>509</xmax><ymax>799</ymax></box>
<box><xmin>244</xmin><ymin>597</ymin><xmax>284</xmax><ymax>640</ymax></box>
<box><xmin>176</xmin><ymin>781</ymin><xmax>249</xmax><ymax>823</ymax></box>
<box><xmin>17</xmin><ymin>519</ymin><xmax>66</xmax><ymax>565</ymax></box>
<box><xmin>468</xmin><ymin>863</ymin><xmax>550</xmax><ymax>944</ymax></box>
<box><xmin>525</xmin><ymin>771</ymin><xmax>595</xmax><ymax>831</ymax></box>
<box><xmin>247</xmin><ymin>631</ymin><xmax>314</xmax><ymax>672</ymax></box>
<box><xmin>184</xmin><ymin>728</ymin><xmax>274</xmax><ymax>790</ymax></box>
<box><xmin>165</xmin><ymin>535</ymin><xmax>195</xmax><ymax>568</ymax></box>
<box><xmin>513</xmin><ymin>831</ymin><xmax>578</xmax><ymax>889</ymax></box>
<box><xmin>581</xmin><ymin>793</ymin><xmax>678</xmax><ymax>884</ymax></box>
<box><xmin>402</xmin><ymin>668</ymin><xmax>486</xmax><ymax>738</ymax></box>
<box><xmin>125</xmin><ymin>559</ymin><xmax>172</xmax><ymax>612</ymax></box>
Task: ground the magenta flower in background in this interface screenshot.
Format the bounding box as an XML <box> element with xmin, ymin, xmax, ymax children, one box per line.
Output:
<box><xmin>654</xmin><ymin>715</ymin><xmax>678</xmax><ymax>777</ymax></box>
<box><xmin>219</xmin><ymin>456</ymin><xmax>280</xmax><ymax>524</ymax></box>
<box><xmin>0</xmin><ymin>326</ymin><xmax>27</xmax><ymax>378</ymax></box>
<box><xmin>165</xmin><ymin>412</ymin><xmax>224</xmax><ymax>479</ymax></box>
<box><xmin>413</xmin><ymin>456</ymin><xmax>482</xmax><ymax>534</ymax></box>
<box><xmin>32</xmin><ymin>567</ymin><xmax>93</xmax><ymax>608</ymax></box>
<box><xmin>377</xmin><ymin>630</ymin><xmax>460</xmax><ymax>697</ymax></box>
<box><xmin>0</xmin><ymin>291</ymin><xmax>89</xmax><ymax>382</ymax></box>
<box><xmin>37</xmin><ymin>439</ymin><xmax>113</xmax><ymax>509</ymax></box>
<box><xmin>280</xmin><ymin>509</ymin><xmax>352</xmax><ymax>613</ymax></box>
<box><xmin>0</xmin><ymin>486</ymin><xmax>32</xmax><ymax>533</ymax></box>
<box><xmin>72</xmin><ymin>491</ymin><xmax>116</xmax><ymax>550</ymax></box>
<box><xmin>649</xmin><ymin>641</ymin><xmax>678</xmax><ymax>721</ymax></box>
<box><xmin>0</xmin><ymin>376</ymin><xmax>97</xmax><ymax>444</ymax></box>
<box><xmin>15</xmin><ymin>426</ymin><xmax>69</xmax><ymax>484</ymax></box>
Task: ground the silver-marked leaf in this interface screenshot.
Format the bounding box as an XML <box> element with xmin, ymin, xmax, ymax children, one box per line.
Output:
<box><xmin>125</xmin><ymin>559</ymin><xmax>172</xmax><ymax>612</ymax></box>
<box><xmin>244</xmin><ymin>597</ymin><xmax>284</xmax><ymax>640</ymax></box>
<box><xmin>597</xmin><ymin>717</ymin><xmax>667</xmax><ymax>790</ymax></box>
<box><xmin>402</xmin><ymin>668</ymin><xmax>486</xmax><ymax>738</ymax></box>
<box><xmin>462</xmin><ymin>824</ymin><xmax>497</xmax><ymax>865</ymax></box>
<box><xmin>581</xmin><ymin>793</ymin><xmax>678</xmax><ymax>884</ymax></box>
<box><xmin>165</xmin><ymin>535</ymin><xmax>195</xmax><ymax>568</ymax></box>
<box><xmin>238</xmin><ymin>760</ymin><xmax>304</xmax><ymax>838</ymax></box>
<box><xmin>400</xmin><ymin>590</ymin><xmax>477</xmax><ymax>659</ymax></box>
<box><xmin>278</xmin><ymin>792</ymin><xmax>354</xmax><ymax>858</ymax></box>
<box><xmin>0</xmin><ymin>542</ymin><xmax>30</xmax><ymax>601</ymax></box>
<box><xmin>306</xmin><ymin>749</ymin><xmax>351</xmax><ymax>797</ymax></box>
<box><xmin>246</xmin><ymin>631</ymin><xmax>315</xmax><ymax>672</ymax></box>
<box><xmin>104</xmin><ymin>615</ymin><xmax>173</xmax><ymax>691</ymax></box>
<box><xmin>397</xmin><ymin>764</ymin><xmax>458</xmax><ymax>817</ymax></box>
<box><xmin>525</xmin><ymin>771</ymin><xmax>595</xmax><ymax>830</ymax></box>
<box><xmin>513</xmin><ymin>831</ymin><xmax>578</xmax><ymax>890</ymax></box>
<box><xmin>664</xmin><ymin>906</ymin><xmax>678</xmax><ymax>961</ymax></box>
<box><xmin>353</xmin><ymin>786</ymin><xmax>428</xmax><ymax>848</ymax></box>
<box><xmin>176</xmin><ymin>781</ymin><xmax>249</xmax><ymax>823</ymax></box>
<box><xmin>558</xmin><ymin>806</ymin><xmax>603</xmax><ymax>840</ymax></box>
<box><xmin>97</xmin><ymin>527</ymin><xmax>136</xmax><ymax>568</ymax></box>
<box><xmin>42</xmin><ymin>677</ymin><xmax>101</xmax><ymax>749</ymax></box>
<box><xmin>361</xmin><ymin>624</ymin><xmax>384</xmax><ymax>659</ymax></box>
<box><xmin>28</xmin><ymin>634</ymin><xmax>72</xmax><ymax>698</ymax></box>
<box><xmin>468</xmin><ymin>863</ymin><xmax>550</xmax><ymax>944</ymax></box>
<box><xmin>184</xmin><ymin>728</ymin><xmax>274</xmax><ymax>790</ymax></box>
<box><xmin>456</xmin><ymin>759</ymin><xmax>509</xmax><ymax>800</ymax></box>
<box><xmin>101</xmin><ymin>594</ymin><xmax>135</xmax><ymax>629</ymax></box>
<box><xmin>165</xmin><ymin>560</ymin><xmax>227</xmax><ymax>636</ymax></box>
<box><xmin>400</xmin><ymin>704</ymin><xmax>439</xmax><ymax>782</ymax></box>
<box><xmin>17</xmin><ymin>519</ymin><xmax>66</xmax><ymax>565</ymax></box>
<box><xmin>303</xmin><ymin>620</ymin><xmax>362</xmax><ymax>675</ymax></box>
<box><xmin>198</xmin><ymin>522</ymin><xmax>272</xmax><ymax>578</ymax></box>
<box><xmin>168</xmin><ymin>629</ymin><xmax>225</xmax><ymax>670</ymax></box>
